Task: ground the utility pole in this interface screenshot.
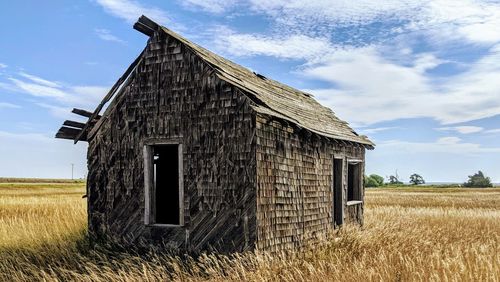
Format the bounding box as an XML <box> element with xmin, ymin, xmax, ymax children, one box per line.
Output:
<box><xmin>71</xmin><ymin>163</ymin><xmax>74</xmax><ymax>180</ymax></box>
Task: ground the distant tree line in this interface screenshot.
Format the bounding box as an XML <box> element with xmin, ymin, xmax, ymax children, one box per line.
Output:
<box><xmin>364</xmin><ymin>170</ymin><xmax>493</xmax><ymax>188</ymax></box>
<box><xmin>463</xmin><ymin>171</ymin><xmax>492</xmax><ymax>187</ymax></box>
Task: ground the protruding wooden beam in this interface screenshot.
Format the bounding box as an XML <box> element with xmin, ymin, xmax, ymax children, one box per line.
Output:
<box><xmin>73</xmin><ymin>15</ymin><xmax>152</xmax><ymax>144</ymax></box>
<box><xmin>55</xmin><ymin>126</ymin><xmax>86</xmax><ymax>141</ymax></box>
<box><xmin>63</xmin><ymin>120</ymin><xmax>86</xmax><ymax>129</ymax></box>
<box><xmin>133</xmin><ymin>22</ymin><xmax>154</xmax><ymax>37</ymax></box>
<box><xmin>71</xmin><ymin>108</ymin><xmax>93</xmax><ymax>118</ymax></box>
<box><xmin>133</xmin><ymin>15</ymin><xmax>159</xmax><ymax>37</ymax></box>
<box><xmin>138</xmin><ymin>15</ymin><xmax>159</xmax><ymax>30</ymax></box>
<box><xmin>73</xmin><ymin>47</ymin><xmax>146</xmax><ymax>144</ymax></box>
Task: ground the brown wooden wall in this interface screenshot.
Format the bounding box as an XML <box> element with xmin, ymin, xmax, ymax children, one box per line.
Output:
<box><xmin>86</xmin><ymin>30</ymin><xmax>257</xmax><ymax>252</ymax></box>
<box><xmin>255</xmin><ymin>114</ymin><xmax>365</xmax><ymax>252</ymax></box>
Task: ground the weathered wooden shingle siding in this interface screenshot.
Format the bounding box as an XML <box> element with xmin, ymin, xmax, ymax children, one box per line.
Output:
<box><xmin>87</xmin><ymin>30</ymin><xmax>257</xmax><ymax>252</ymax></box>
<box><xmin>255</xmin><ymin>114</ymin><xmax>365</xmax><ymax>252</ymax></box>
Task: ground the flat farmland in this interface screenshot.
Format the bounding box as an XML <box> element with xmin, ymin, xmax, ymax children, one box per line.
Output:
<box><xmin>0</xmin><ymin>182</ymin><xmax>498</xmax><ymax>281</ymax></box>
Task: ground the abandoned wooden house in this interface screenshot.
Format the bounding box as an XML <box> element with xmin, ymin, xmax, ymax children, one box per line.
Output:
<box><xmin>56</xmin><ymin>16</ymin><xmax>374</xmax><ymax>253</ymax></box>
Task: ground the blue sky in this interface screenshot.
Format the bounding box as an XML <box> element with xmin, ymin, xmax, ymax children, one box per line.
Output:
<box><xmin>1</xmin><ymin>0</ymin><xmax>500</xmax><ymax>183</ymax></box>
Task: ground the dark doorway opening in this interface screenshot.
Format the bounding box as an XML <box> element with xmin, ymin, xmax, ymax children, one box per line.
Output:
<box><xmin>153</xmin><ymin>144</ymin><xmax>180</xmax><ymax>225</ymax></box>
<box><xmin>347</xmin><ymin>162</ymin><xmax>361</xmax><ymax>202</ymax></box>
<box><xmin>333</xmin><ymin>158</ymin><xmax>344</xmax><ymax>226</ymax></box>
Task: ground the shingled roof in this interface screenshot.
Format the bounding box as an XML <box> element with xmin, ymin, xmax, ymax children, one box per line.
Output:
<box><xmin>68</xmin><ymin>16</ymin><xmax>373</xmax><ymax>148</ymax></box>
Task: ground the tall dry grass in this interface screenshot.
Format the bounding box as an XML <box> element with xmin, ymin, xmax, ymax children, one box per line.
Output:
<box><xmin>0</xmin><ymin>184</ymin><xmax>498</xmax><ymax>281</ymax></box>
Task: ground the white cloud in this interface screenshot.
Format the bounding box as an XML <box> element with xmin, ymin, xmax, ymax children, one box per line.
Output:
<box><xmin>37</xmin><ymin>103</ymin><xmax>74</xmax><ymax>120</ymax></box>
<box><xmin>419</xmin><ymin>0</ymin><xmax>500</xmax><ymax>44</ymax></box>
<box><xmin>8</xmin><ymin>78</ymin><xmax>68</xmax><ymax>99</ymax></box>
<box><xmin>360</xmin><ymin>127</ymin><xmax>399</xmax><ymax>134</ymax></box>
<box><xmin>245</xmin><ymin>0</ymin><xmax>500</xmax><ymax>45</ymax></box>
<box><xmin>437</xmin><ymin>126</ymin><xmax>483</xmax><ymax>134</ymax></box>
<box><xmin>0</xmin><ymin>63</ymin><xmax>7</xmax><ymax>68</ymax></box>
<box><xmin>379</xmin><ymin>137</ymin><xmax>500</xmax><ymax>155</ymax></box>
<box><xmin>19</xmin><ymin>72</ymin><xmax>61</xmax><ymax>88</ymax></box>
<box><xmin>95</xmin><ymin>28</ymin><xmax>126</xmax><ymax>44</ymax></box>
<box><xmin>180</xmin><ymin>0</ymin><xmax>240</xmax><ymax>13</ymax></box>
<box><xmin>0</xmin><ymin>102</ymin><xmax>21</xmax><ymax>109</ymax></box>
<box><xmin>1</xmin><ymin>72</ymin><xmax>107</xmax><ymax>116</ymax></box>
<box><xmin>94</xmin><ymin>0</ymin><xmax>170</xmax><ymax>24</ymax></box>
<box><xmin>249</xmin><ymin>0</ymin><xmax>421</xmax><ymax>26</ymax></box>
<box><xmin>437</xmin><ymin>136</ymin><xmax>461</xmax><ymax>145</ymax></box>
<box><xmin>299</xmin><ymin>44</ymin><xmax>500</xmax><ymax>126</ymax></box>
<box><xmin>214</xmin><ymin>27</ymin><xmax>333</xmax><ymax>61</ymax></box>
<box><xmin>485</xmin><ymin>129</ymin><xmax>500</xmax><ymax>134</ymax></box>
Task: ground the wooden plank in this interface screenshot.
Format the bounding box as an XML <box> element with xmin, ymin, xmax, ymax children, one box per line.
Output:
<box><xmin>55</xmin><ymin>126</ymin><xmax>86</xmax><ymax>141</ymax></box>
<box><xmin>133</xmin><ymin>15</ymin><xmax>159</xmax><ymax>37</ymax></box>
<box><xmin>63</xmin><ymin>120</ymin><xmax>86</xmax><ymax>129</ymax></box>
<box><xmin>71</xmin><ymin>108</ymin><xmax>93</xmax><ymax>118</ymax></box>
<box><xmin>137</xmin><ymin>15</ymin><xmax>159</xmax><ymax>30</ymax></box>
<box><xmin>133</xmin><ymin>22</ymin><xmax>154</xmax><ymax>37</ymax></box>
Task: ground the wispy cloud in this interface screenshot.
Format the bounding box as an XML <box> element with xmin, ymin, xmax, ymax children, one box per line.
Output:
<box><xmin>8</xmin><ymin>78</ymin><xmax>67</xmax><ymax>98</ymax></box>
<box><xmin>245</xmin><ymin>0</ymin><xmax>500</xmax><ymax>45</ymax></box>
<box><xmin>360</xmin><ymin>127</ymin><xmax>399</xmax><ymax>134</ymax></box>
<box><xmin>0</xmin><ymin>63</ymin><xmax>7</xmax><ymax>68</ymax></box>
<box><xmin>213</xmin><ymin>26</ymin><xmax>333</xmax><ymax>61</ymax></box>
<box><xmin>207</xmin><ymin>0</ymin><xmax>500</xmax><ymax>128</ymax></box>
<box><xmin>94</xmin><ymin>0</ymin><xmax>170</xmax><ymax>24</ymax></box>
<box><xmin>299</xmin><ymin>44</ymin><xmax>500</xmax><ymax>126</ymax></box>
<box><xmin>180</xmin><ymin>0</ymin><xmax>240</xmax><ymax>13</ymax></box>
<box><xmin>0</xmin><ymin>71</ymin><xmax>107</xmax><ymax>117</ymax></box>
<box><xmin>379</xmin><ymin>136</ymin><xmax>500</xmax><ymax>156</ymax></box>
<box><xmin>437</xmin><ymin>126</ymin><xmax>483</xmax><ymax>134</ymax></box>
<box><xmin>37</xmin><ymin>103</ymin><xmax>74</xmax><ymax>120</ymax></box>
<box><xmin>19</xmin><ymin>72</ymin><xmax>61</xmax><ymax>88</ymax></box>
<box><xmin>485</xmin><ymin>128</ymin><xmax>500</xmax><ymax>134</ymax></box>
<box><xmin>95</xmin><ymin>28</ymin><xmax>126</xmax><ymax>44</ymax></box>
<box><xmin>0</xmin><ymin>102</ymin><xmax>21</xmax><ymax>109</ymax></box>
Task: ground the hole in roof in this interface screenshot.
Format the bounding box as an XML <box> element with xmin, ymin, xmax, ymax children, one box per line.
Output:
<box><xmin>253</xmin><ymin>72</ymin><xmax>267</xmax><ymax>80</ymax></box>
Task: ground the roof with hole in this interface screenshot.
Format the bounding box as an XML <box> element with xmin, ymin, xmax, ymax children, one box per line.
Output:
<box><xmin>157</xmin><ymin>26</ymin><xmax>373</xmax><ymax>147</ymax></box>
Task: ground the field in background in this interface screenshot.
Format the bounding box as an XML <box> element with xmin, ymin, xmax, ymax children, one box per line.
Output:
<box><xmin>0</xmin><ymin>181</ymin><xmax>498</xmax><ymax>281</ymax></box>
<box><xmin>0</xmin><ymin>177</ymin><xmax>85</xmax><ymax>183</ymax></box>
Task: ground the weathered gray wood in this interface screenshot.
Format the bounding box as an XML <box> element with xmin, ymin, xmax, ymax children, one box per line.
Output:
<box><xmin>63</xmin><ymin>120</ymin><xmax>86</xmax><ymax>129</ymax></box>
<box><xmin>71</xmin><ymin>108</ymin><xmax>93</xmax><ymax>118</ymax></box>
<box><xmin>143</xmin><ymin>145</ymin><xmax>152</xmax><ymax>225</ymax></box>
<box><xmin>64</xmin><ymin>16</ymin><xmax>369</xmax><ymax>254</ymax></box>
<box><xmin>55</xmin><ymin>126</ymin><xmax>85</xmax><ymax>140</ymax></box>
<box><xmin>133</xmin><ymin>22</ymin><xmax>154</xmax><ymax>37</ymax></box>
<box><xmin>138</xmin><ymin>15</ymin><xmax>159</xmax><ymax>31</ymax></box>
<box><xmin>86</xmin><ymin>31</ymin><xmax>257</xmax><ymax>252</ymax></box>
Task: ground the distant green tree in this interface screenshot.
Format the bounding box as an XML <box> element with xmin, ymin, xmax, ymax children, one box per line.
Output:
<box><xmin>365</xmin><ymin>174</ymin><xmax>385</xmax><ymax>187</ymax></box>
<box><xmin>370</xmin><ymin>174</ymin><xmax>385</xmax><ymax>186</ymax></box>
<box><xmin>409</xmin><ymin>174</ymin><xmax>425</xmax><ymax>185</ymax></box>
<box><xmin>463</xmin><ymin>171</ymin><xmax>492</xmax><ymax>188</ymax></box>
<box><xmin>387</xmin><ymin>175</ymin><xmax>403</xmax><ymax>185</ymax></box>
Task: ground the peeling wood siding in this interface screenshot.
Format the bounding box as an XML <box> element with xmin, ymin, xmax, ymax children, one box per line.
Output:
<box><xmin>86</xmin><ymin>31</ymin><xmax>257</xmax><ymax>253</ymax></box>
<box><xmin>255</xmin><ymin>114</ymin><xmax>365</xmax><ymax>252</ymax></box>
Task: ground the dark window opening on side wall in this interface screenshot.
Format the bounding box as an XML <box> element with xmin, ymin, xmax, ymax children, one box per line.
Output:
<box><xmin>144</xmin><ymin>143</ymin><xmax>183</xmax><ymax>226</ymax></box>
<box><xmin>333</xmin><ymin>158</ymin><xmax>344</xmax><ymax>226</ymax></box>
<box><xmin>347</xmin><ymin>162</ymin><xmax>362</xmax><ymax>202</ymax></box>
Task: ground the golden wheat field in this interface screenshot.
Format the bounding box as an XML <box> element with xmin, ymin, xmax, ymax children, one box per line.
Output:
<box><xmin>0</xmin><ymin>182</ymin><xmax>498</xmax><ymax>282</ymax></box>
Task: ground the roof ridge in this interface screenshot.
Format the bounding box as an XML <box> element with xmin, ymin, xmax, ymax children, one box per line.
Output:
<box><xmin>155</xmin><ymin>24</ymin><xmax>373</xmax><ymax>147</ymax></box>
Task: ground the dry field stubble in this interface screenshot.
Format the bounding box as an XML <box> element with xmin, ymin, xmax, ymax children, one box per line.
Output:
<box><xmin>0</xmin><ymin>183</ymin><xmax>498</xmax><ymax>281</ymax></box>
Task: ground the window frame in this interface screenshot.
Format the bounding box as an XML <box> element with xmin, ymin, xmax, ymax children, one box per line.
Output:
<box><xmin>143</xmin><ymin>139</ymin><xmax>184</xmax><ymax>227</ymax></box>
<box><xmin>346</xmin><ymin>159</ymin><xmax>363</xmax><ymax>205</ymax></box>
